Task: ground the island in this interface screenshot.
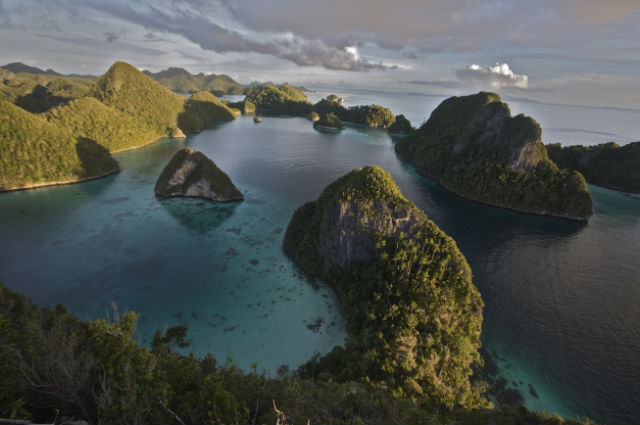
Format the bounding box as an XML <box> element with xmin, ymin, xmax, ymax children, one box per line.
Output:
<box><xmin>154</xmin><ymin>148</ymin><xmax>243</xmax><ymax>201</ymax></box>
<box><xmin>0</xmin><ymin>100</ymin><xmax>118</xmax><ymax>191</ymax></box>
<box><xmin>0</xmin><ymin>61</ymin><xmax>238</xmax><ymax>190</ymax></box>
<box><xmin>143</xmin><ymin>66</ymin><xmax>244</xmax><ymax>96</ymax></box>
<box><xmin>284</xmin><ymin>165</ymin><xmax>487</xmax><ymax>409</ymax></box>
<box><xmin>244</xmin><ymin>83</ymin><xmax>313</xmax><ymax>115</ymax></box>
<box><xmin>395</xmin><ymin>92</ymin><xmax>593</xmax><ymax>220</ymax></box>
<box><xmin>546</xmin><ymin>141</ymin><xmax>640</xmax><ymax>193</ymax></box>
<box><xmin>313</xmin><ymin>112</ymin><xmax>344</xmax><ymax>130</ymax></box>
<box><xmin>313</xmin><ymin>96</ymin><xmax>396</xmax><ymax>128</ymax></box>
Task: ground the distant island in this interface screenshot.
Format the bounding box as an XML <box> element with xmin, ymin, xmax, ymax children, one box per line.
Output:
<box><xmin>313</xmin><ymin>95</ymin><xmax>396</xmax><ymax>128</ymax></box>
<box><xmin>395</xmin><ymin>92</ymin><xmax>593</xmax><ymax>220</ymax></box>
<box><xmin>546</xmin><ymin>141</ymin><xmax>640</xmax><ymax>194</ymax></box>
<box><xmin>0</xmin><ymin>61</ymin><xmax>236</xmax><ymax>191</ymax></box>
<box><xmin>313</xmin><ymin>112</ymin><xmax>345</xmax><ymax>130</ymax></box>
<box><xmin>284</xmin><ymin>165</ymin><xmax>487</xmax><ymax>409</ymax></box>
<box><xmin>143</xmin><ymin>67</ymin><xmax>244</xmax><ymax>96</ymax></box>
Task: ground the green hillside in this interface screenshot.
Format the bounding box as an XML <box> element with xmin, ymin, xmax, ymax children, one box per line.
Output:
<box><xmin>244</xmin><ymin>83</ymin><xmax>313</xmax><ymax>115</ymax></box>
<box><xmin>395</xmin><ymin>92</ymin><xmax>593</xmax><ymax>220</ymax></box>
<box><xmin>144</xmin><ymin>67</ymin><xmax>244</xmax><ymax>96</ymax></box>
<box><xmin>178</xmin><ymin>91</ymin><xmax>237</xmax><ymax>133</ymax></box>
<box><xmin>88</xmin><ymin>62</ymin><xmax>186</xmax><ymax>138</ymax></box>
<box><xmin>313</xmin><ymin>96</ymin><xmax>396</xmax><ymax>128</ymax></box>
<box><xmin>547</xmin><ymin>142</ymin><xmax>640</xmax><ymax>193</ymax></box>
<box><xmin>47</xmin><ymin>97</ymin><xmax>154</xmax><ymax>153</ymax></box>
<box><xmin>0</xmin><ymin>100</ymin><xmax>118</xmax><ymax>190</ymax></box>
<box><xmin>0</xmin><ymin>73</ymin><xmax>92</xmax><ymax>113</ymax></box>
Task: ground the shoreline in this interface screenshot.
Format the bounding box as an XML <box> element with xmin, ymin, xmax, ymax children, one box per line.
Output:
<box><xmin>0</xmin><ymin>168</ymin><xmax>120</xmax><ymax>193</ymax></box>
<box><xmin>0</xmin><ymin>132</ymin><xmax>187</xmax><ymax>194</ymax></box>
<box><xmin>395</xmin><ymin>153</ymin><xmax>592</xmax><ymax>222</ymax></box>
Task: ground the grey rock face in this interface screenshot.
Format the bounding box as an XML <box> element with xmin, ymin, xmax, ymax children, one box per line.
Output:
<box><xmin>317</xmin><ymin>200</ymin><xmax>423</xmax><ymax>267</ymax></box>
<box><xmin>154</xmin><ymin>148</ymin><xmax>243</xmax><ymax>201</ymax></box>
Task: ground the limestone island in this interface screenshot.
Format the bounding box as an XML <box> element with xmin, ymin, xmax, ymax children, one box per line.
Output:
<box><xmin>154</xmin><ymin>148</ymin><xmax>243</xmax><ymax>201</ymax></box>
<box><xmin>284</xmin><ymin>165</ymin><xmax>487</xmax><ymax>409</ymax></box>
<box><xmin>547</xmin><ymin>141</ymin><xmax>640</xmax><ymax>194</ymax></box>
<box><xmin>395</xmin><ymin>92</ymin><xmax>593</xmax><ymax>220</ymax></box>
<box><xmin>313</xmin><ymin>112</ymin><xmax>344</xmax><ymax>130</ymax></box>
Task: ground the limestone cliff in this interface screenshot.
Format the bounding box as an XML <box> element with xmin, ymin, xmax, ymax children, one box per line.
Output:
<box><xmin>154</xmin><ymin>148</ymin><xmax>243</xmax><ymax>201</ymax></box>
<box><xmin>283</xmin><ymin>166</ymin><xmax>487</xmax><ymax>409</ymax></box>
<box><xmin>395</xmin><ymin>92</ymin><xmax>593</xmax><ymax>220</ymax></box>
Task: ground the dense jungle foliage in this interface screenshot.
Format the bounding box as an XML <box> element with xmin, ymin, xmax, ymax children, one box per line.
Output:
<box><xmin>395</xmin><ymin>92</ymin><xmax>593</xmax><ymax>219</ymax></box>
<box><xmin>0</xmin><ymin>100</ymin><xmax>118</xmax><ymax>190</ymax></box>
<box><xmin>144</xmin><ymin>67</ymin><xmax>244</xmax><ymax>96</ymax></box>
<box><xmin>546</xmin><ymin>142</ymin><xmax>640</xmax><ymax>193</ymax></box>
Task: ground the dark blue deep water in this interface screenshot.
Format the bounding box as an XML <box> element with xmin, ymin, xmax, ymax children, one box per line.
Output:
<box><xmin>1</xmin><ymin>95</ymin><xmax>639</xmax><ymax>424</ymax></box>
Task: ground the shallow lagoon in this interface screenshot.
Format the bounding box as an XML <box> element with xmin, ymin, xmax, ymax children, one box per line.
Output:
<box><xmin>1</xmin><ymin>112</ymin><xmax>639</xmax><ymax>424</ymax></box>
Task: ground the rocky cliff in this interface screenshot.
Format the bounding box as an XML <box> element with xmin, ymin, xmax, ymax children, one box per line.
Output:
<box><xmin>395</xmin><ymin>92</ymin><xmax>593</xmax><ymax>220</ymax></box>
<box><xmin>154</xmin><ymin>148</ymin><xmax>243</xmax><ymax>201</ymax></box>
<box><xmin>284</xmin><ymin>166</ymin><xmax>487</xmax><ymax>409</ymax></box>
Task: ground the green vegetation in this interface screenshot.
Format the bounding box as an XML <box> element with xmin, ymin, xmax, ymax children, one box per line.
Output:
<box><xmin>47</xmin><ymin>97</ymin><xmax>153</xmax><ymax>153</ymax></box>
<box><xmin>0</xmin><ymin>282</ymin><xmax>595</xmax><ymax>425</ymax></box>
<box><xmin>395</xmin><ymin>92</ymin><xmax>593</xmax><ymax>220</ymax></box>
<box><xmin>143</xmin><ymin>67</ymin><xmax>244</xmax><ymax>96</ymax></box>
<box><xmin>88</xmin><ymin>61</ymin><xmax>187</xmax><ymax>138</ymax></box>
<box><xmin>0</xmin><ymin>100</ymin><xmax>118</xmax><ymax>190</ymax></box>
<box><xmin>388</xmin><ymin>114</ymin><xmax>414</xmax><ymax>134</ymax></box>
<box><xmin>546</xmin><ymin>142</ymin><xmax>640</xmax><ymax>193</ymax></box>
<box><xmin>1</xmin><ymin>61</ymin><xmax>238</xmax><ymax>189</ymax></box>
<box><xmin>178</xmin><ymin>91</ymin><xmax>237</xmax><ymax>133</ymax></box>
<box><xmin>1</xmin><ymin>62</ymin><xmax>61</xmax><ymax>75</ymax></box>
<box><xmin>313</xmin><ymin>96</ymin><xmax>396</xmax><ymax>128</ymax></box>
<box><xmin>155</xmin><ymin>148</ymin><xmax>244</xmax><ymax>201</ymax></box>
<box><xmin>0</xmin><ymin>74</ymin><xmax>92</xmax><ymax>113</ymax></box>
<box><xmin>284</xmin><ymin>166</ymin><xmax>486</xmax><ymax>410</ymax></box>
<box><xmin>244</xmin><ymin>83</ymin><xmax>313</xmax><ymax>115</ymax></box>
<box><xmin>313</xmin><ymin>112</ymin><xmax>344</xmax><ymax>130</ymax></box>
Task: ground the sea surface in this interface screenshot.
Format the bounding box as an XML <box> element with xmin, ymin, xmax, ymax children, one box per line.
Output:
<box><xmin>1</xmin><ymin>91</ymin><xmax>639</xmax><ymax>424</ymax></box>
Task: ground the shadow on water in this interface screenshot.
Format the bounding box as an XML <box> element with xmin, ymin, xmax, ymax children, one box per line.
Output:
<box><xmin>159</xmin><ymin>197</ymin><xmax>240</xmax><ymax>234</ymax></box>
<box><xmin>394</xmin><ymin>158</ymin><xmax>587</xmax><ymax>247</ymax></box>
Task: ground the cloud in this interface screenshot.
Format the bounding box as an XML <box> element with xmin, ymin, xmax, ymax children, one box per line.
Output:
<box><xmin>556</xmin><ymin>0</ymin><xmax>640</xmax><ymax>26</ymax></box>
<box><xmin>104</xmin><ymin>32</ymin><xmax>118</xmax><ymax>42</ymax></box>
<box><xmin>86</xmin><ymin>2</ymin><xmax>279</xmax><ymax>55</ymax></box>
<box><xmin>281</xmin><ymin>42</ymin><xmax>392</xmax><ymax>71</ymax></box>
<box><xmin>83</xmin><ymin>1</ymin><xmax>393</xmax><ymax>72</ymax></box>
<box><xmin>456</xmin><ymin>62</ymin><xmax>529</xmax><ymax>89</ymax></box>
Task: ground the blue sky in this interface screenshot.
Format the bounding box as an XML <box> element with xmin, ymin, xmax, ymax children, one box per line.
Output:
<box><xmin>0</xmin><ymin>0</ymin><xmax>639</xmax><ymax>108</ymax></box>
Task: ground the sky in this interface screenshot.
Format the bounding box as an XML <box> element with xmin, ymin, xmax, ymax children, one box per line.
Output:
<box><xmin>0</xmin><ymin>0</ymin><xmax>639</xmax><ymax>109</ymax></box>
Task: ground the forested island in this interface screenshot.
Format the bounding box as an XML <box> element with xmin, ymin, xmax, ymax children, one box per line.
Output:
<box><xmin>546</xmin><ymin>141</ymin><xmax>640</xmax><ymax>193</ymax></box>
<box><xmin>313</xmin><ymin>112</ymin><xmax>345</xmax><ymax>130</ymax></box>
<box><xmin>143</xmin><ymin>67</ymin><xmax>244</xmax><ymax>97</ymax></box>
<box><xmin>0</xmin><ymin>61</ymin><xmax>236</xmax><ymax>191</ymax></box>
<box><xmin>240</xmin><ymin>85</ymin><xmax>400</xmax><ymax>129</ymax></box>
<box><xmin>284</xmin><ymin>166</ymin><xmax>486</xmax><ymax>409</ymax></box>
<box><xmin>395</xmin><ymin>92</ymin><xmax>593</xmax><ymax>220</ymax></box>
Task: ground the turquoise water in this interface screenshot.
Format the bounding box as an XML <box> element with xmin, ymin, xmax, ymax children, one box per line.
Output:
<box><xmin>1</xmin><ymin>111</ymin><xmax>639</xmax><ymax>423</ymax></box>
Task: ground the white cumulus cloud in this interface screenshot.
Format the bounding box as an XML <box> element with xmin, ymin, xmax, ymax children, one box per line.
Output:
<box><xmin>456</xmin><ymin>62</ymin><xmax>529</xmax><ymax>89</ymax></box>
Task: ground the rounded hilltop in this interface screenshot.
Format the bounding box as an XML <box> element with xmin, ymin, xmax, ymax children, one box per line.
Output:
<box><xmin>284</xmin><ymin>165</ymin><xmax>487</xmax><ymax>410</ymax></box>
<box><xmin>395</xmin><ymin>92</ymin><xmax>593</xmax><ymax>220</ymax></box>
